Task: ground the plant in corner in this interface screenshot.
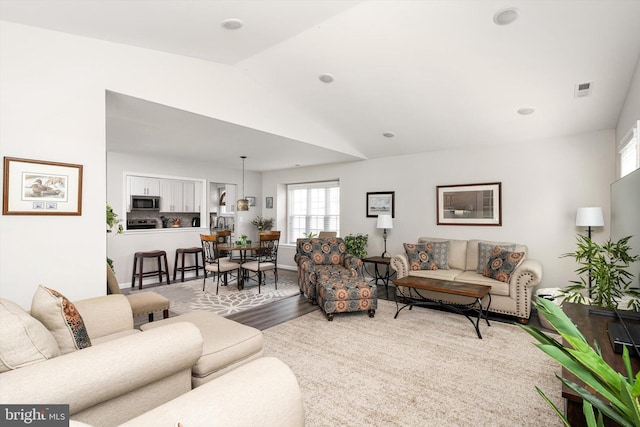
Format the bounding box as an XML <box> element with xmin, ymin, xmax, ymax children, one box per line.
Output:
<box><xmin>521</xmin><ymin>297</ymin><xmax>640</xmax><ymax>427</ymax></box>
<box><xmin>344</xmin><ymin>233</ymin><xmax>368</xmax><ymax>258</ymax></box>
<box><xmin>561</xmin><ymin>235</ymin><xmax>640</xmax><ymax>311</ymax></box>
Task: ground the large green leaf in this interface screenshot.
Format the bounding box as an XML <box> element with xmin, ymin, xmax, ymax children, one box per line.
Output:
<box><xmin>560</xmin><ymin>376</ymin><xmax>635</xmax><ymax>427</ymax></box>
<box><xmin>535</xmin><ymin>386</ymin><xmax>570</xmax><ymax>426</ymax></box>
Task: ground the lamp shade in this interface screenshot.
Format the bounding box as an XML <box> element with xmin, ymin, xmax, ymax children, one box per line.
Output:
<box><xmin>576</xmin><ymin>207</ymin><xmax>604</xmax><ymax>227</ymax></box>
<box><xmin>377</xmin><ymin>214</ymin><xmax>393</xmax><ymax>229</ymax></box>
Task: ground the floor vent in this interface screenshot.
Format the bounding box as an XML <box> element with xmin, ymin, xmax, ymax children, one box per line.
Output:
<box><xmin>575</xmin><ymin>81</ymin><xmax>593</xmax><ymax>98</ymax></box>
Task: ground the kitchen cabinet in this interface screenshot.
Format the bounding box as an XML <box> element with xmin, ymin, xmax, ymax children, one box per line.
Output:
<box><xmin>160</xmin><ymin>180</ymin><xmax>200</xmax><ymax>213</ymax></box>
<box><xmin>182</xmin><ymin>181</ymin><xmax>195</xmax><ymax>212</ymax></box>
<box><xmin>194</xmin><ymin>181</ymin><xmax>203</xmax><ymax>213</ymax></box>
<box><xmin>160</xmin><ymin>179</ymin><xmax>183</xmax><ymax>213</ymax></box>
<box><xmin>129</xmin><ymin>177</ymin><xmax>160</xmax><ymax>196</ymax></box>
<box><xmin>224</xmin><ymin>184</ymin><xmax>236</xmax><ymax>213</ymax></box>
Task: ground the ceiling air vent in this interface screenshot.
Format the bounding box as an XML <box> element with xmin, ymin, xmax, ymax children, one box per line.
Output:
<box><xmin>574</xmin><ymin>82</ymin><xmax>593</xmax><ymax>98</ymax></box>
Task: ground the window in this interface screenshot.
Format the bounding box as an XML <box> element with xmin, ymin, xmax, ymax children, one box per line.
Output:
<box><xmin>619</xmin><ymin>120</ymin><xmax>639</xmax><ymax>178</ymax></box>
<box><xmin>287</xmin><ymin>181</ymin><xmax>339</xmax><ymax>244</ymax></box>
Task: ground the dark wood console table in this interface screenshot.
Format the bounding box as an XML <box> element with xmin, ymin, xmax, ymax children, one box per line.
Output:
<box><xmin>561</xmin><ymin>303</ymin><xmax>640</xmax><ymax>426</ymax></box>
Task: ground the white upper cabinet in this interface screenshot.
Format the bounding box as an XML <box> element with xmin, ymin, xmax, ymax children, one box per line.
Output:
<box><xmin>129</xmin><ymin>176</ymin><xmax>160</xmax><ymax>196</ymax></box>
<box><xmin>126</xmin><ymin>174</ymin><xmax>204</xmax><ymax>214</ymax></box>
<box><xmin>182</xmin><ymin>181</ymin><xmax>195</xmax><ymax>212</ymax></box>
<box><xmin>160</xmin><ymin>179</ymin><xmax>183</xmax><ymax>213</ymax></box>
<box><xmin>194</xmin><ymin>181</ymin><xmax>203</xmax><ymax>213</ymax></box>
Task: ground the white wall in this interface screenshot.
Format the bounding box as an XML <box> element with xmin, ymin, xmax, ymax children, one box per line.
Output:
<box><xmin>616</xmin><ymin>56</ymin><xmax>640</xmax><ymax>143</ymax></box>
<box><xmin>0</xmin><ymin>20</ymin><xmax>624</xmax><ymax>308</ymax></box>
<box><xmin>265</xmin><ymin>130</ymin><xmax>616</xmax><ymax>290</ymax></box>
<box><xmin>615</xmin><ymin>56</ymin><xmax>640</xmax><ymax>176</ymax></box>
<box><xmin>0</xmin><ymin>21</ymin><xmax>328</xmax><ymax>308</ymax></box>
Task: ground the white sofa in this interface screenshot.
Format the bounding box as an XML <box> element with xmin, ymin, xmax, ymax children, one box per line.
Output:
<box><xmin>390</xmin><ymin>237</ymin><xmax>543</xmax><ymax>323</ymax></box>
<box><xmin>0</xmin><ymin>289</ymin><xmax>304</xmax><ymax>426</ymax></box>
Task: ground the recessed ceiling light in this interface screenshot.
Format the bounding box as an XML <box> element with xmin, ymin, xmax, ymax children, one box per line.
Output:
<box><xmin>319</xmin><ymin>73</ymin><xmax>334</xmax><ymax>83</ymax></box>
<box><xmin>382</xmin><ymin>132</ymin><xmax>395</xmax><ymax>138</ymax></box>
<box><xmin>221</xmin><ymin>18</ymin><xmax>244</xmax><ymax>30</ymax></box>
<box><xmin>517</xmin><ymin>107</ymin><xmax>535</xmax><ymax>115</ymax></box>
<box><xmin>493</xmin><ymin>8</ymin><xmax>519</xmax><ymax>26</ymax></box>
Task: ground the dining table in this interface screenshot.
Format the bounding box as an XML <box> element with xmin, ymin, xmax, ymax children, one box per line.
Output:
<box><xmin>218</xmin><ymin>243</ymin><xmax>261</xmax><ymax>289</ymax></box>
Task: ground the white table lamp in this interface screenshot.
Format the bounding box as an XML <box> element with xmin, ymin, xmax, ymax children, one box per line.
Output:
<box><xmin>377</xmin><ymin>214</ymin><xmax>393</xmax><ymax>257</ymax></box>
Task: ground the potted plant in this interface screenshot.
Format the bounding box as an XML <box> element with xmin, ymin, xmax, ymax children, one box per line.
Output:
<box><xmin>561</xmin><ymin>235</ymin><xmax>640</xmax><ymax>311</ymax></box>
<box><xmin>251</xmin><ymin>216</ymin><xmax>274</xmax><ymax>231</ymax></box>
<box><xmin>106</xmin><ymin>204</ymin><xmax>123</xmax><ymax>234</ymax></box>
<box><xmin>344</xmin><ymin>233</ymin><xmax>368</xmax><ymax>258</ymax></box>
<box><xmin>521</xmin><ymin>297</ymin><xmax>640</xmax><ymax>427</ymax></box>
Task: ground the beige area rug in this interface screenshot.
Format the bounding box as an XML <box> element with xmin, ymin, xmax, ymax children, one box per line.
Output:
<box><xmin>263</xmin><ymin>299</ymin><xmax>563</xmax><ymax>427</ymax></box>
<box><xmin>128</xmin><ymin>269</ymin><xmax>300</xmax><ymax>316</ymax></box>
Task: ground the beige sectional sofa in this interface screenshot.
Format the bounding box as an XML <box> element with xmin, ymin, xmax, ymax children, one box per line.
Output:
<box><xmin>390</xmin><ymin>237</ymin><xmax>543</xmax><ymax>323</ymax></box>
<box><xmin>0</xmin><ymin>289</ymin><xmax>304</xmax><ymax>426</ymax></box>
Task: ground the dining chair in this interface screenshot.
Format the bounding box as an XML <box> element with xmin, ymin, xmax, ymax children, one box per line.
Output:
<box><xmin>240</xmin><ymin>231</ymin><xmax>280</xmax><ymax>294</ymax></box>
<box><xmin>212</xmin><ymin>229</ymin><xmax>240</xmax><ymax>263</ymax></box>
<box><xmin>200</xmin><ymin>234</ymin><xmax>241</xmax><ymax>294</ymax></box>
<box><xmin>318</xmin><ymin>231</ymin><xmax>337</xmax><ymax>238</ymax></box>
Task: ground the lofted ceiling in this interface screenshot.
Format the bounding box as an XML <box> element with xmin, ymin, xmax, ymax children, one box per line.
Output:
<box><xmin>2</xmin><ymin>0</ymin><xmax>640</xmax><ymax>171</ymax></box>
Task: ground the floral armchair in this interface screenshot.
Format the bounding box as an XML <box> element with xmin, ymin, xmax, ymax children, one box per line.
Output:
<box><xmin>294</xmin><ymin>237</ymin><xmax>363</xmax><ymax>303</ymax></box>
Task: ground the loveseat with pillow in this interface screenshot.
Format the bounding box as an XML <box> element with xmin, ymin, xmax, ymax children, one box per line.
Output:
<box><xmin>0</xmin><ymin>286</ymin><xmax>304</xmax><ymax>426</ymax></box>
<box><xmin>390</xmin><ymin>237</ymin><xmax>543</xmax><ymax>323</ymax></box>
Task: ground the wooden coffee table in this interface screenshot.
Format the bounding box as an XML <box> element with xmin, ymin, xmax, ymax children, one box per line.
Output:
<box><xmin>392</xmin><ymin>276</ymin><xmax>492</xmax><ymax>339</ymax></box>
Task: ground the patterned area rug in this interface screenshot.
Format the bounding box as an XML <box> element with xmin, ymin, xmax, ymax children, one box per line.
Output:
<box><xmin>128</xmin><ymin>269</ymin><xmax>300</xmax><ymax>316</ymax></box>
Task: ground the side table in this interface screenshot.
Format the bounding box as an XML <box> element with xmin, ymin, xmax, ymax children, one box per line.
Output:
<box><xmin>361</xmin><ymin>256</ymin><xmax>396</xmax><ymax>298</ymax></box>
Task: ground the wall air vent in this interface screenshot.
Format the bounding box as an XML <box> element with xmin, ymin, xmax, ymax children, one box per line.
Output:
<box><xmin>574</xmin><ymin>81</ymin><xmax>593</xmax><ymax>98</ymax></box>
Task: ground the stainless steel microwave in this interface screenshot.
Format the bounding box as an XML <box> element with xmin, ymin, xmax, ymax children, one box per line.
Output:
<box><xmin>131</xmin><ymin>195</ymin><xmax>160</xmax><ymax>211</ymax></box>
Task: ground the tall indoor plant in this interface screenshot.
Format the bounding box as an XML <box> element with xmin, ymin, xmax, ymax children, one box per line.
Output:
<box><xmin>561</xmin><ymin>235</ymin><xmax>640</xmax><ymax>311</ymax></box>
<box><xmin>521</xmin><ymin>297</ymin><xmax>640</xmax><ymax>427</ymax></box>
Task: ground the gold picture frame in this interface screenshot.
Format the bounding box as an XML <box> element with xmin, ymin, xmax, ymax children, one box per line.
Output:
<box><xmin>3</xmin><ymin>157</ymin><xmax>83</xmax><ymax>215</ymax></box>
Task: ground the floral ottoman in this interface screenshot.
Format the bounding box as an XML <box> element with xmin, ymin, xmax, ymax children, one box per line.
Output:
<box><xmin>315</xmin><ymin>268</ymin><xmax>377</xmax><ymax>321</ymax></box>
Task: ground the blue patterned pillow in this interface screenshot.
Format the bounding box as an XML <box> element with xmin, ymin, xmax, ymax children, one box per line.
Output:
<box><xmin>404</xmin><ymin>243</ymin><xmax>438</xmax><ymax>271</ymax></box>
<box><xmin>422</xmin><ymin>241</ymin><xmax>450</xmax><ymax>270</ymax></box>
<box><xmin>483</xmin><ymin>248</ymin><xmax>525</xmax><ymax>283</ymax></box>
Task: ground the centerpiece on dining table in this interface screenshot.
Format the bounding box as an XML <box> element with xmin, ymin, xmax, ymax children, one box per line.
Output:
<box><xmin>235</xmin><ymin>234</ymin><xmax>251</xmax><ymax>246</ymax></box>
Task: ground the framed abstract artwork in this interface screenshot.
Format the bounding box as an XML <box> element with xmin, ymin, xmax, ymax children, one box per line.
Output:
<box><xmin>3</xmin><ymin>157</ymin><xmax>83</xmax><ymax>215</ymax></box>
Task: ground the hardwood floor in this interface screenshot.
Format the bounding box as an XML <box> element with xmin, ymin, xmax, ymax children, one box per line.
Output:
<box><xmin>227</xmin><ymin>282</ymin><xmax>544</xmax><ymax>330</ymax></box>
<box><xmin>128</xmin><ymin>278</ymin><xmax>544</xmax><ymax>331</ymax></box>
<box><xmin>227</xmin><ymin>293</ymin><xmax>318</xmax><ymax>330</ymax></box>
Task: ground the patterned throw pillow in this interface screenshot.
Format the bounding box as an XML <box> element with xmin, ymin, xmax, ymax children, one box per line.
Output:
<box><xmin>404</xmin><ymin>243</ymin><xmax>438</xmax><ymax>271</ymax></box>
<box><xmin>422</xmin><ymin>241</ymin><xmax>450</xmax><ymax>270</ymax></box>
<box><xmin>477</xmin><ymin>242</ymin><xmax>515</xmax><ymax>273</ymax></box>
<box><xmin>482</xmin><ymin>247</ymin><xmax>525</xmax><ymax>283</ymax></box>
<box><xmin>30</xmin><ymin>286</ymin><xmax>92</xmax><ymax>354</ymax></box>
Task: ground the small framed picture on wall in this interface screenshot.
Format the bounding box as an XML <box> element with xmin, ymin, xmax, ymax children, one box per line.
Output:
<box><xmin>266</xmin><ymin>197</ymin><xmax>273</xmax><ymax>209</ymax></box>
<box><xmin>366</xmin><ymin>191</ymin><xmax>395</xmax><ymax>218</ymax></box>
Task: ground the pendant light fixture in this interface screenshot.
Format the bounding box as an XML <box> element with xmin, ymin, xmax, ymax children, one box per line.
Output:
<box><xmin>237</xmin><ymin>156</ymin><xmax>249</xmax><ymax>211</ymax></box>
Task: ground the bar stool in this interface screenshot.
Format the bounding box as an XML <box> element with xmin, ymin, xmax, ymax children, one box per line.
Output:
<box><xmin>131</xmin><ymin>250</ymin><xmax>170</xmax><ymax>290</ymax></box>
<box><xmin>174</xmin><ymin>247</ymin><xmax>204</xmax><ymax>282</ymax></box>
